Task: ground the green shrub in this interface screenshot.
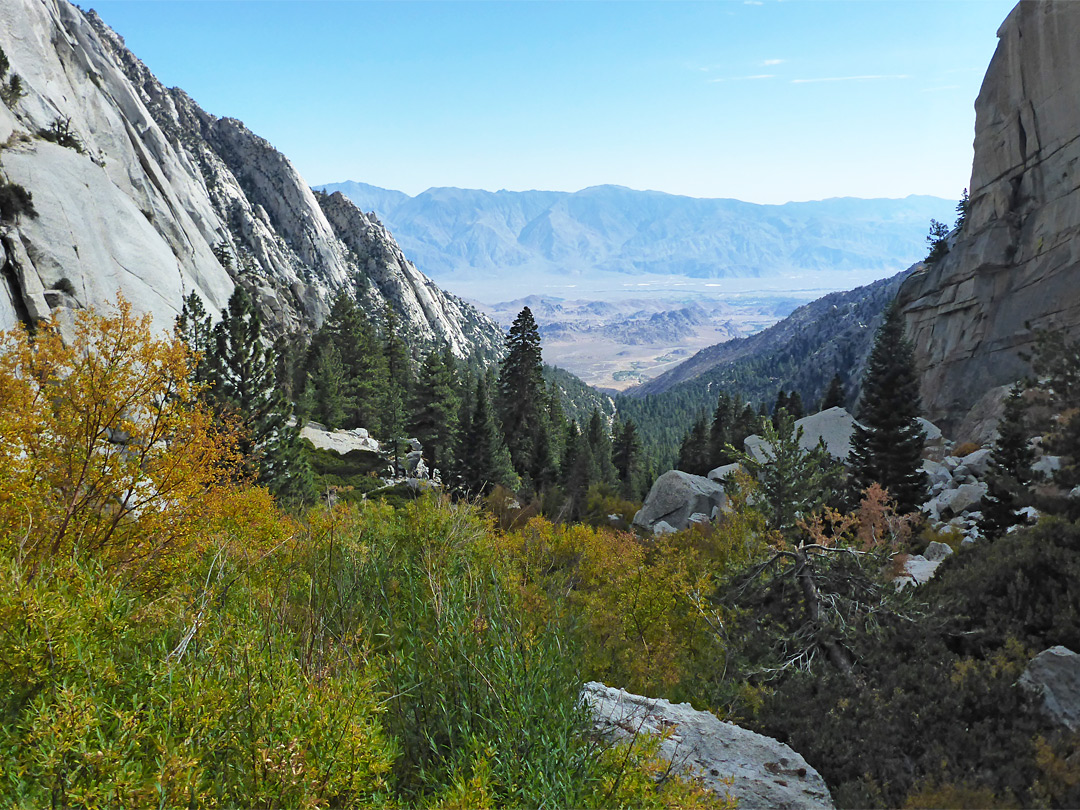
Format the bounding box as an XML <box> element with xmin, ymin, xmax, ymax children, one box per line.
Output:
<box><xmin>0</xmin><ymin>181</ymin><xmax>36</xmax><ymax>222</ymax></box>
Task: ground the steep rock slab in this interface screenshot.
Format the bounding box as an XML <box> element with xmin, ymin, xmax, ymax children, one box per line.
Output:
<box><xmin>744</xmin><ymin>407</ymin><xmax>859</xmax><ymax>463</ymax></box>
<box><xmin>0</xmin><ymin>0</ymin><xmax>501</xmax><ymax>360</ymax></box>
<box><xmin>584</xmin><ymin>682</ymin><xmax>834</xmax><ymax>809</ymax></box>
<box><xmin>898</xmin><ymin>1</ymin><xmax>1080</xmax><ymax>436</ymax></box>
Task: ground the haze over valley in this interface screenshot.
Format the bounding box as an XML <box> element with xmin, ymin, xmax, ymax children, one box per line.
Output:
<box><xmin>321</xmin><ymin>181</ymin><xmax>955</xmax><ymax>385</ymax></box>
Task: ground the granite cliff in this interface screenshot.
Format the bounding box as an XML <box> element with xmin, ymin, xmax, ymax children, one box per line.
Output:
<box><xmin>0</xmin><ymin>0</ymin><xmax>501</xmax><ymax>359</ymax></box>
<box><xmin>899</xmin><ymin>0</ymin><xmax>1080</xmax><ymax>437</ymax></box>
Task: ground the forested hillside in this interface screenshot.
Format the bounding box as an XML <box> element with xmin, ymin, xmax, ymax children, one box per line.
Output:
<box><xmin>618</xmin><ymin>269</ymin><xmax>913</xmax><ymax>460</ymax></box>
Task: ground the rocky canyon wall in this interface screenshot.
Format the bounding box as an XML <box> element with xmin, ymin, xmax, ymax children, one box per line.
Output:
<box><xmin>899</xmin><ymin>0</ymin><xmax>1080</xmax><ymax>438</ymax></box>
<box><xmin>0</xmin><ymin>0</ymin><xmax>501</xmax><ymax>358</ymax></box>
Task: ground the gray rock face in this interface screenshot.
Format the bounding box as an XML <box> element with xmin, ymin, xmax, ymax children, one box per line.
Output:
<box><xmin>633</xmin><ymin>470</ymin><xmax>728</xmax><ymax>533</ymax></box>
<box><xmin>899</xmin><ymin>1</ymin><xmax>1080</xmax><ymax>436</ymax></box>
<box><xmin>0</xmin><ymin>0</ymin><xmax>501</xmax><ymax>360</ymax></box>
<box><xmin>1019</xmin><ymin>646</ymin><xmax>1080</xmax><ymax>732</ymax></box>
<box><xmin>933</xmin><ymin>481</ymin><xmax>988</xmax><ymax>520</ymax></box>
<box><xmin>583</xmin><ymin>682</ymin><xmax>834</xmax><ymax>810</ymax></box>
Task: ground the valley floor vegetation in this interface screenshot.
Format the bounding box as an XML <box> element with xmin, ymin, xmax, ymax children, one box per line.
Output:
<box><xmin>2</xmin><ymin>296</ymin><xmax>1080</xmax><ymax>808</ymax></box>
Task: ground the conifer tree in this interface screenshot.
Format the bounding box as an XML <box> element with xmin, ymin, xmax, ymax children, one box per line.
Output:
<box><xmin>735</xmin><ymin>409</ymin><xmax>843</xmax><ymax>538</ymax></box>
<box><xmin>787</xmin><ymin>391</ymin><xmax>805</xmax><ymax>421</ymax></box>
<box><xmin>318</xmin><ymin>292</ymin><xmax>387</xmax><ymax>431</ymax></box>
<box><xmin>677</xmin><ymin>416</ymin><xmax>712</xmax><ymax>476</ymax></box>
<box><xmin>175</xmin><ymin>291</ymin><xmax>214</xmax><ymax>385</ymax></box>
<box><xmin>303</xmin><ymin>340</ymin><xmax>349</xmax><ymax>430</ymax></box>
<box><xmin>612</xmin><ymin>418</ymin><xmax>644</xmax><ymax>500</ymax></box>
<box><xmin>821</xmin><ymin>374</ymin><xmax>846</xmax><ymax>410</ymax></box>
<box><xmin>496</xmin><ymin>307</ymin><xmax>552</xmax><ymax>488</ymax></box>
<box><xmin>709</xmin><ymin>393</ymin><xmax>738</xmax><ymax>467</ymax></box>
<box><xmin>461</xmin><ymin>375</ymin><xmax>518</xmax><ymax>495</ymax></box>
<box><xmin>561</xmin><ymin>420</ymin><xmax>595</xmax><ymax>520</ymax></box>
<box><xmin>381</xmin><ymin>303</ymin><xmax>413</xmax><ymax>472</ymax></box>
<box><xmin>409</xmin><ymin>347</ymin><xmax>460</xmax><ymax>475</ymax></box>
<box><xmin>207</xmin><ymin>287</ymin><xmax>314</xmax><ymax>503</ymax></box>
<box><xmin>980</xmin><ymin>385</ymin><xmax>1035</xmax><ymax>539</ymax></box>
<box><xmin>585</xmin><ymin>409</ymin><xmax>616</xmax><ymax>486</ymax></box>
<box><xmin>849</xmin><ymin>302</ymin><xmax>927</xmax><ymax>513</ymax></box>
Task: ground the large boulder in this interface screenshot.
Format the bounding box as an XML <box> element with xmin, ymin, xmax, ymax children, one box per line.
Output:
<box><xmin>584</xmin><ymin>682</ymin><xmax>834</xmax><ymax>809</ymax></box>
<box><xmin>745</xmin><ymin>407</ymin><xmax>857</xmax><ymax>464</ymax></box>
<box><xmin>633</xmin><ymin>470</ymin><xmax>728</xmax><ymax>533</ymax></box>
<box><xmin>1019</xmin><ymin>646</ymin><xmax>1080</xmax><ymax>732</ymax></box>
<box><xmin>300</xmin><ymin>422</ymin><xmax>381</xmax><ymax>454</ymax></box>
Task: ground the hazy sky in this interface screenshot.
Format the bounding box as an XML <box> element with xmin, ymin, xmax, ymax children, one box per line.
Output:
<box><xmin>90</xmin><ymin>0</ymin><xmax>1017</xmax><ymax>204</ymax></box>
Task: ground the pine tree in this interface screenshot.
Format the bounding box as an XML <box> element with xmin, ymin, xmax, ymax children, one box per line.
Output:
<box><xmin>787</xmin><ymin>391</ymin><xmax>805</xmax><ymax>421</ymax></box>
<box><xmin>677</xmin><ymin>416</ymin><xmax>712</xmax><ymax>476</ymax></box>
<box><xmin>980</xmin><ymin>385</ymin><xmax>1035</xmax><ymax>539</ymax></box>
<box><xmin>207</xmin><ymin>287</ymin><xmax>315</xmax><ymax>503</ymax></box>
<box><xmin>304</xmin><ymin>340</ymin><xmax>349</xmax><ymax>430</ymax></box>
<box><xmin>381</xmin><ymin>303</ymin><xmax>413</xmax><ymax>473</ymax></box>
<box><xmin>735</xmin><ymin>408</ymin><xmax>843</xmax><ymax>538</ymax></box>
<box><xmin>709</xmin><ymin>393</ymin><xmax>737</xmax><ymax>467</ymax></box>
<box><xmin>821</xmin><ymin>374</ymin><xmax>846</xmax><ymax>410</ymax></box>
<box><xmin>612</xmin><ymin>418</ymin><xmax>644</xmax><ymax>500</ymax></box>
<box><xmin>409</xmin><ymin>347</ymin><xmax>460</xmax><ymax>476</ymax></box>
<box><xmin>461</xmin><ymin>375</ymin><xmax>518</xmax><ymax>495</ymax></box>
<box><xmin>925</xmin><ymin>219</ymin><xmax>950</xmax><ymax>264</ymax></box>
<box><xmin>849</xmin><ymin>302</ymin><xmax>927</xmax><ymax>513</ymax></box>
<box><xmin>175</xmin><ymin>291</ymin><xmax>214</xmax><ymax>385</ymax></box>
<box><xmin>561</xmin><ymin>420</ymin><xmax>595</xmax><ymax>520</ymax></box>
<box><xmin>772</xmin><ymin>390</ymin><xmax>790</xmax><ymax>429</ymax></box>
<box><xmin>318</xmin><ymin>292</ymin><xmax>388</xmax><ymax>431</ymax></box>
<box><xmin>585</xmin><ymin>409</ymin><xmax>616</xmax><ymax>486</ymax></box>
<box><xmin>496</xmin><ymin>307</ymin><xmax>551</xmax><ymax>488</ymax></box>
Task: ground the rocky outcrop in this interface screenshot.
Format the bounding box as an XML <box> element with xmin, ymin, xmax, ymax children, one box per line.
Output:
<box><xmin>898</xmin><ymin>1</ymin><xmax>1080</xmax><ymax>437</ymax></box>
<box><xmin>632</xmin><ymin>470</ymin><xmax>728</xmax><ymax>534</ymax></box>
<box><xmin>584</xmin><ymin>682</ymin><xmax>835</xmax><ymax>809</ymax></box>
<box><xmin>0</xmin><ymin>0</ymin><xmax>501</xmax><ymax>359</ymax></box>
<box><xmin>1019</xmin><ymin>646</ymin><xmax>1080</xmax><ymax>732</ymax></box>
<box><xmin>300</xmin><ymin>423</ymin><xmax>381</xmax><ymax>455</ymax></box>
<box><xmin>744</xmin><ymin>407</ymin><xmax>859</xmax><ymax>463</ymax></box>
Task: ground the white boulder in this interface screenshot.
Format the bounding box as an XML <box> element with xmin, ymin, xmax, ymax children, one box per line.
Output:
<box><xmin>584</xmin><ymin>682</ymin><xmax>835</xmax><ymax>809</ymax></box>
<box><xmin>633</xmin><ymin>471</ymin><xmax>728</xmax><ymax>533</ymax></box>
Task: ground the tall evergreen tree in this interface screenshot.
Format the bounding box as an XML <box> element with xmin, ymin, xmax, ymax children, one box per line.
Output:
<box><xmin>461</xmin><ymin>375</ymin><xmax>518</xmax><ymax>495</ymax></box>
<box><xmin>612</xmin><ymin>418</ymin><xmax>645</xmax><ymax>500</ymax></box>
<box><xmin>709</xmin><ymin>393</ymin><xmax>738</xmax><ymax>467</ymax></box>
<box><xmin>207</xmin><ymin>287</ymin><xmax>314</xmax><ymax>503</ymax></box>
<box><xmin>175</xmin><ymin>291</ymin><xmax>214</xmax><ymax>385</ymax></box>
<box><xmin>849</xmin><ymin>302</ymin><xmax>927</xmax><ymax>513</ymax></box>
<box><xmin>787</xmin><ymin>391</ymin><xmax>805</xmax><ymax>421</ymax></box>
<box><xmin>409</xmin><ymin>347</ymin><xmax>460</xmax><ymax>476</ymax></box>
<box><xmin>303</xmin><ymin>340</ymin><xmax>349</xmax><ymax>430</ymax></box>
<box><xmin>319</xmin><ymin>292</ymin><xmax>388</xmax><ymax>431</ymax></box>
<box><xmin>980</xmin><ymin>385</ymin><xmax>1035</xmax><ymax>539</ymax></box>
<box><xmin>821</xmin><ymin>374</ymin><xmax>847</xmax><ymax>410</ymax></box>
<box><xmin>676</xmin><ymin>416</ymin><xmax>712</xmax><ymax>476</ymax></box>
<box><xmin>585</xmin><ymin>409</ymin><xmax>616</xmax><ymax>486</ymax></box>
<box><xmin>496</xmin><ymin>307</ymin><xmax>552</xmax><ymax>488</ymax></box>
<box><xmin>381</xmin><ymin>303</ymin><xmax>413</xmax><ymax>473</ymax></box>
<box><xmin>560</xmin><ymin>420</ymin><xmax>595</xmax><ymax>520</ymax></box>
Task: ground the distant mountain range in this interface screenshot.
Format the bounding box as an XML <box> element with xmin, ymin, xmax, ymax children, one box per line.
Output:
<box><xmin>319</xmin><ymin>181</ymin><xmax>955</xmax><ymax>285</ymax></box>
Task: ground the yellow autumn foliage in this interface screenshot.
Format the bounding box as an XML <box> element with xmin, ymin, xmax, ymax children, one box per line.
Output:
<box><xmin>0</xmin><ymin>298</ymin><xmax>238</xmax><ymax>589</ymax></box>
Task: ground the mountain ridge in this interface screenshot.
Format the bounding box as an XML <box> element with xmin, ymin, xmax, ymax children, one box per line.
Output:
<box><xmin>321</xmin><ymin>179</ymin><xmax>954</xmax><ymax>290</ymax></box>
<box><xmin>0</xmin><ymin>0</ymin><xmax>502</xmax><ymax>361</ymax></box>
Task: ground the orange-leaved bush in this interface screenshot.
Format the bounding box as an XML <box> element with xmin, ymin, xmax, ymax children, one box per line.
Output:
<box><xmin>0</xmin><ymin>297</ymin><xmax>238</xmax><ymax>587</ymax></box>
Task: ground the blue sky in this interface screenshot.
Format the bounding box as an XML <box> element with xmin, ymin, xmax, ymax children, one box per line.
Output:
<box><xmin>90</xmin><ymin>0</ymin><xmax>1017</xmax><ymax>204</ymax></box>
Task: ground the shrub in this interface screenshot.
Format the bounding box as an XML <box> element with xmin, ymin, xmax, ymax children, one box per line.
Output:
<box><xmin>0</xmin><ymin>297</ymin><xmax>238</xmax><ymax>591</ymax></box>
<box><xmin>38</xmin><ymin>116</ymin><xmax>84</xmax><ymax>152</ymax></box>
<box><xmin>0</xmin><ymin>181</ymin><xmax>36</xmax><ymax>222</ymax></box>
